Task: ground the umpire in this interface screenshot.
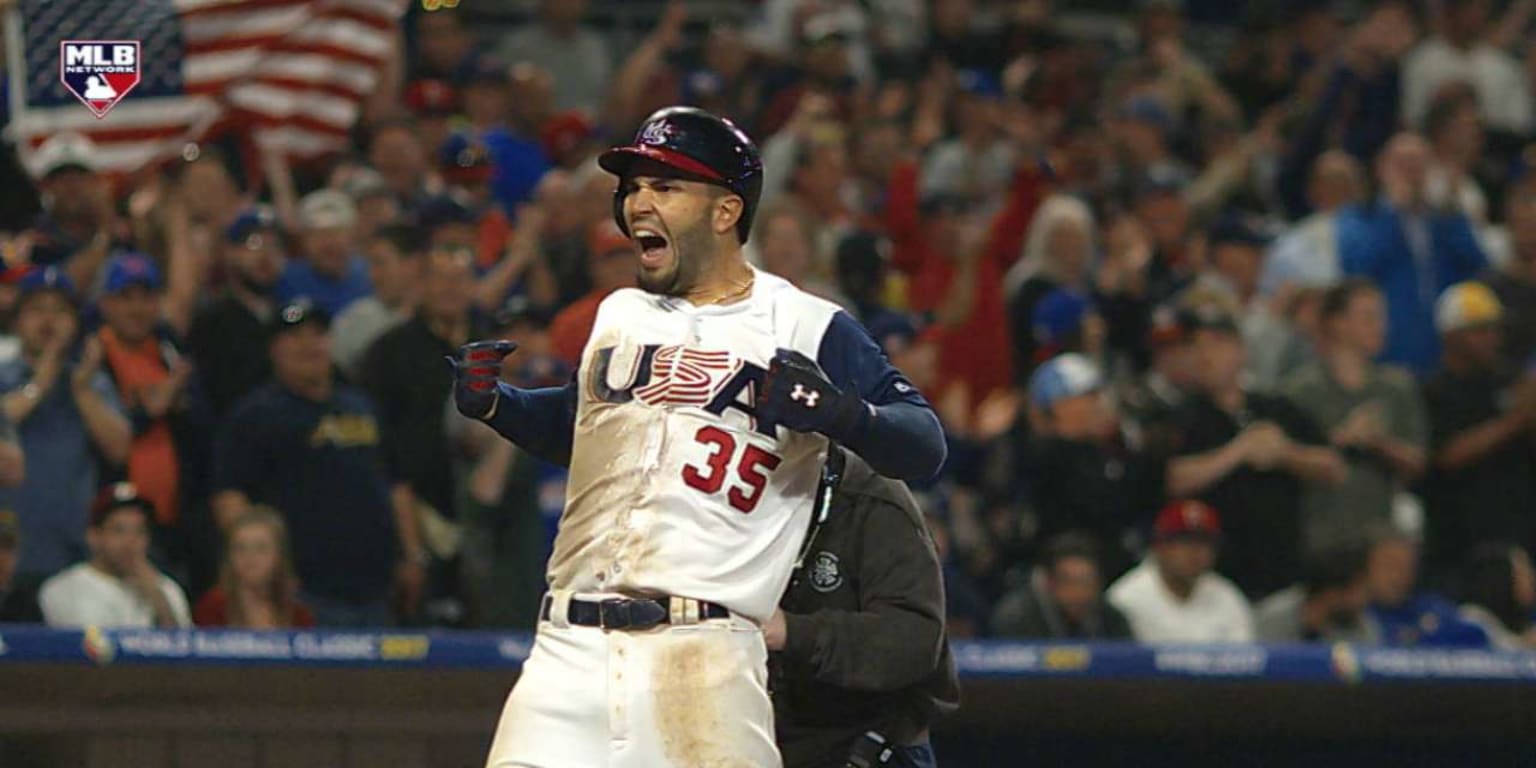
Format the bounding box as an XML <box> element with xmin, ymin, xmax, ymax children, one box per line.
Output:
<box><xmin>766</xmin><ymin>447</ymin><xmax>959</xmax><ymax>768</ymax></box>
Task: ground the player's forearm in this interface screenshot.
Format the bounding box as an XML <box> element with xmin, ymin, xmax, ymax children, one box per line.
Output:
<box><xmin>780</xmin><ymin>607</ymin><xmax>944</xmax><ymax>692</ymax></box>
<box><xmin>481</xmin><ymin>381</ymin><xmax>576</xmax><ymax>467</ymax></box>
<box><xmin>842</xmin><ymin>401</ymin><xmax>946</xmax><ymax>481</ymax></box>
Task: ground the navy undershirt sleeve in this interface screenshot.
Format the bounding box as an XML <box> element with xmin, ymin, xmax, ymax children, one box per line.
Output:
<box><xmin>482</xmin><ymin>378</ymin><xmax>579</xmax><ymax>467</ymax></box>
<box><xmin>816</xmin><ymin>312</ymin><xmax>947</xmax><ymax>480</ymax></box>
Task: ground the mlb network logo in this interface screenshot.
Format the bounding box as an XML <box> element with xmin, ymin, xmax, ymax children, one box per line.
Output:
<box><xmin>60</xmin><ymin>41</ymin><xmax>141</xmax><ymax>119</ymax></box>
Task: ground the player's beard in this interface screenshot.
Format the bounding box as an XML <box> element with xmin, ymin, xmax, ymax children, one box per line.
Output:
<box><xmin>637</xmin><ymin>219</ymin><xmax>712</xmax><ymax>298</ymax></box>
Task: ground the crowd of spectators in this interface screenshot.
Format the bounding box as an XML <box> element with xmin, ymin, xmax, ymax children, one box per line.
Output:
<box><xmin>1</xmin><ymin>0</ymin><xmax>1535</xmax><ymax>651</ymax></box>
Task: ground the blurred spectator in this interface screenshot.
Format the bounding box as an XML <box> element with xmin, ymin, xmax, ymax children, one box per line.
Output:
<box><xmin>367</xmin><ymin>118</ymin><xmax>437</xmax><ymax>213</ymax></box>
<box><xmin>404</xmin><ymin>79</ymin><xmax>459</xmax><ymax>164</ymax></box>
<box><xmin>194</xmin><ymin>506</ymin><xmax>314</xmax><ymax>629</ymax></box>
<box><xmin>1196</xmin><ymin>212</ymin><xmax>1299</xmax><ymax>390</ymax></box>
<box><xmin>495</xmin><ymin>0</ymin><xmax>611</xmax><ymax>116</ymax></box>
<box><xmin>834</xmin><ymin>231</ymin><xmax>907</xmax><ymax>336</ymax></box>
<box><xmin>921</xmin><ymin>70</ymin><xmax>1015</xmax><ymax>211</ymax></box>
<box><xmin>333</xmin><ymin>224</ymin><xmax>423</xmax><ymax>381</ymax></box>
<box><xmin>1423</xmin><ymin>87</ymin><xmax>1490</xmax><ymax>225</ymax></box>
<box><xmin>341</xmin><ymin>167</ymin><xmax>402</xmax><ymax>239</ymax></box>
<box><xmin>1482</xmin><ymin>179</ymin><xmax>1536</xmax><ymax>364</ymax></box>
<box><xmin>456</xmin><ymin>300</ymin><xmax>566</xmax><ymax>630</ymax></box>
<box><xmin>1261</xmin><ymin>151</ymin><xmax>1366</xmax><ymax>296</ymax></box>
<box><xmin>1337</xmin><ymin>132</ymin><xmax>1486</xmax><ymax>373</ymax></box>
<box><xmin>409</xmin><ymin>8</ymin><xmax>476</xmax><ymax>82</ymax></box>
<box><xmin>549</xmin><ymin>220</ymin><xmax>635</xmax><ymax>367</ymax></box>
<box><xmin>990</xmin><ymin>531</ymin><xmax>1133</xmax><ymax>640</ymax></box>
<box><xmin>186</xmin><ymin>207</ymin><xmax>285</xmax><ymax>419</ymax></box>
<box><xmin>923</xmin><ymin>0</ymin><xmax>1003</xmax><ymax>74</ymax></box>
<box><xmin>1004</xmin><ymin>195</ymin><xmax>1095</xmax><ymax>378</ymax></box>
<box><xmin>1020</xmin><ymin>353</ymin><xmax>1152</xmax><ymax>573</ymax></box>
<box><xmin>749</xmin><ymin>202</ymin><xmax>848</xmax><ymax>306</ymax></box>
<box><xmin>278</xmin><ymin>190</ymin><xmax>372</xmax><ymax>317</ymax></box>
<box><xmin>1165</xmin><ymin>307</ymin><xmax>1345</xmax><ymax>598</ymax></box>
<box><xmin>1029</xmin><ymin>289</ymin><xmax>1106</xmax><ymax>368</ymax></box>
<box><xmin>1107</xmin><ymin>499</ymin><xmax>1254</xmax><ymax>643</ymax></box>
<box><xmin>1118</xmin><ymin>305</ymin><xmax>1199</xmax><ymax>459</ymax></box>
<box><xmin>1364</xmin><ymin>523</ymin><xmax>1489</xmax><ymax>647</ymax></box>
<box><xmin>1402</xmin><ymin>0</ymin><xmax>1532</xmax><ymax>136</ymax></box>
<box><xmin>886</xmin><ymin>137</ymin><xmax>1047</xmax><ymax>422</ymax></box>
<box><xmin>750</xmin><ymin>0</ymin><xmax>875</xmax><ymax>84</ymax></box>
<box><xmin>452</xmin><ymin>60</ymin><xmax>553</xmax><ymax>215</ymax></box>
<box><xmin>22</xmin><ymin>134</ymin><xmax>117</xmax><ymax>290</ymax></box>
<box><xmin>0</xmin><ymin>268</ymin><xmax>129</xmax><ymax>586</ymax></box>
<box><xmin>1457</xmin><ymin>542</ymin><xmax>1536</xmax><ymax>651</ymax></box>
<box><xmin>1110</xmin><ymin>99</ymin><xmax>1189</xmax><ymax>195</ymax></box>
<box><xmin>95</xmin><ymin>252</ymin><xmax>207</xmax><ymax>568</ymax></box>
<box><xmin>1282</xmin><ymin>280</ymin><xmax>1427</xmax><ymax>551</ymax></box>
<box><xmin>0</xmin><ymin>510</ymin><xmax>41</xmax><ymax>622</ymax></box>
<box><xmin>1254</xmin><ymin>541</ymin><xmax>1377</xmax><ymax>644</ymax></box>
<box><xmin>38</xmin><ymin>483</ymin><xmax>190</xmax><ymax>629</ymax></box>
<box><xmin>211</xmin><ymin>302</ymin><xmax>410</xmax><ymax>627</ymax></box>
<box><xmin>362</xmin><ymin>248</ymin><xmax>484</xmax><ymax>623</ymax></box>
<box><xmin>758</xmin><ymin>16</ymin><xmax>863</xmax><ymax>137</ymax></box>
<box><xmin>1128</xmin><ymin>169</ymin><xmax>1197</xmax><ymax>306</ymax></box>
<box><xmin>1421</xmin><ymin>282</ymin><xmax>1536</xmax><ymax>581</ymax></box>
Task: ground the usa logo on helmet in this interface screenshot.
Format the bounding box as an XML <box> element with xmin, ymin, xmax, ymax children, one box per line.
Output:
<box><xmin>60</xmin><ymin>41</ymin><xmax>140</xmax><ymax>119</ymax></box>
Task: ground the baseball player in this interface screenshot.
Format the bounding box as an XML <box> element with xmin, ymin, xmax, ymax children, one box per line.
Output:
<box><xmin>452</xmin><ymin>107</ymin><xmax>947</xmax><ymax>768</ymax></box>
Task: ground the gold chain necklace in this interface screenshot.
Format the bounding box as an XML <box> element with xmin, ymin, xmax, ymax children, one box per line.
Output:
<box><xmin>707</xmin><ymin>274</ymin><xmax>755</xmax><ymax>306</ymax></box>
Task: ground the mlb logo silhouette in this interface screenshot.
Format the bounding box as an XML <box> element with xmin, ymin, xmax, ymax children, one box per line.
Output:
<box><xmin>60</xmin><ymin>41</ymin><xmax>140</xmax><ymax>119</ymax></box>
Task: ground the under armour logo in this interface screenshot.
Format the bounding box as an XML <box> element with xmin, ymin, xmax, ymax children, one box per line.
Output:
<box><xmin>790</xmin><ymin>384</ymin><xmax>820</xmax><ymax>408</ymax></box>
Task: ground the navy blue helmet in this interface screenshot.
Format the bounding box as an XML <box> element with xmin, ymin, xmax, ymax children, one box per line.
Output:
<box><xmin>598</xmin><ymin>106</ymin><xmax>764</xmax><ymax>243</ymax></box>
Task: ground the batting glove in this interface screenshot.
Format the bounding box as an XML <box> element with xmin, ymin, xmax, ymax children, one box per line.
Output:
<box><xmin>757</xmin><ymin>348</ymin><xmax>871</xmax><ymax>443</ymax></box>
<box><xmin>448</xmin><ymin>340</ymin><xmax>518</xmax><ymax>420</ymax></box>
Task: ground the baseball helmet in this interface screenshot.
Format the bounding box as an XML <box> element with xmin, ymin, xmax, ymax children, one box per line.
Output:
<box><xmin>598</xmin><ymin>106</ymin><xmax>764</xmax><ymax>243</ymax></box>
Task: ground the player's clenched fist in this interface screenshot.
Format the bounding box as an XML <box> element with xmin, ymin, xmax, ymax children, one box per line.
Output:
<box><xmin>448</xmin><ymin>340</ymin><xmax>518</xmax><ymax>419</ymax></box>
<box><xmin>757</xmin><ymin>348</ymin><xmax>871</xmax><ymax>443</ymax></box>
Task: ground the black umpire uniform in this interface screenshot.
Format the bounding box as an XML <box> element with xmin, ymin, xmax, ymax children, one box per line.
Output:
<box><xmin>771</xmin><ymin>448</ymin><xmax>960</xmax><ymax>768</ymax></box>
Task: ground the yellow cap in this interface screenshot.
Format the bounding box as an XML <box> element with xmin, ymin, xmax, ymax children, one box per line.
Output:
<box><xmin>1435</xmin><ymin>282</ymin><xmax>1503</xmax><ymax>334</ymax></box>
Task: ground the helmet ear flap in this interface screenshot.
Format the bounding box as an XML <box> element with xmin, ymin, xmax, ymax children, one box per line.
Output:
<box><xmin>612</xmin><ymin>183</ymin><xmax>631</xmax><ymax>237</ymax></box>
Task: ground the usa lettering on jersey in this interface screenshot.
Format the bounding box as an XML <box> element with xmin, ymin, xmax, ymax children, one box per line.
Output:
<box><xmin>589</xmin><ymin>342</ymin><xmax>778</xmax><ymax>436</ymax></box>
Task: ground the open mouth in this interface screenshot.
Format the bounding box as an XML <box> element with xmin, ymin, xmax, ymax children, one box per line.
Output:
<box><xmin>632</xmin><ymin>227</ymin><xmax>671</xmax><ymax>269</ymax></box>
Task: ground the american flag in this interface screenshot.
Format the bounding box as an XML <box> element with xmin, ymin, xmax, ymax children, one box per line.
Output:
<box><xmin>5</xmin><ymin>0</ymin><xmax>406</xmax><ymax>174</ymax></box>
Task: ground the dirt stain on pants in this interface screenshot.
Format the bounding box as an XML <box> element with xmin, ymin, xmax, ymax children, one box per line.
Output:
<box><xmin>651</xmin><ymin>631</ymin><xmax>770</xmax><ymax>768</ymax></box>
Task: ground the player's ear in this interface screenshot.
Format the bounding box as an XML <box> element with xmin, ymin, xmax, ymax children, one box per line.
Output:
<box><xmin>714</xmin><ymin>192</ymin><xmax>743</xmax><ymax>236</ymax></box>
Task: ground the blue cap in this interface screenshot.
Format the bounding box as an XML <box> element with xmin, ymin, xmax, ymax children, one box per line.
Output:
<box><xmin>1032</xmin><ymin>289</ymin><xmax>1094</xmax><ymax>348</ymax></box>
<box><xmin>438</xmin><ymin>131</ymin><xmax>494</xmax><ymax>171</ymax></box>
<box><xmin>1029</xmin><ymin>353</ymin><xmax>1103</xmax><ymax>410</ymax></box>
<box><xmin>226</xmin><ymin>206</ymin><xmax>281</xmax><ymax>245</ymax></box>
<box><xmin>103</xmin><ymin>252</ymin><xmax>163</xmax><ymax>294</ymax></box>
<box><xmin>17</xmin><ymin>266</ymin><xmax>78</xmax><ymax>304</ymax></box>
<box><xmin>956</xmin><ymin>69</ymin><xmax>1003</xmax><ymax>101</ymax></box>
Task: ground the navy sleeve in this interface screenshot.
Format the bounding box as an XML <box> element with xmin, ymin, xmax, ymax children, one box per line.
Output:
<box><xmin>481</xmin><ymin>377</ymin><xmax>579</xmax><ymax>467</ymax></box>
<box><xmin>817</xmin><ymin>311</ymin><xmax>927</xmax><ymax>407</ymax></box>
<box><xmin>816</xmin><ymin>312</ymin><xmax>947</xmax><ymax>481</ymax></box>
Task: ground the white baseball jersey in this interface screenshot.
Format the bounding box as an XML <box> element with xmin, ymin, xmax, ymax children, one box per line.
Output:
<box><xmin>484</xmin><ymin>267</ymin><xmax>930</xmax><ymax>768</ymax></box>
<box><xmin>550</xmin><ymin>268</ymin><xmax>844</xmax><ymax>623</ymax></box>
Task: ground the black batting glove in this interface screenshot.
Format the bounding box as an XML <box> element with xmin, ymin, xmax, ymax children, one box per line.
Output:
<box><xmin>447</xmin><ymin>340</ymin><xmax>518</xmax><ymax>419</ymax></box>
<box><xmin>757</xmin><ymin>348</ymin><xmax>871</xmax><ymax>443</ymax></box>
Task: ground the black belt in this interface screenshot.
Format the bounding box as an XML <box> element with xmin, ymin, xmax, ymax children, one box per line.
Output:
<box><xmin>540</xmin><ymin>595</ymin><xmax>731</xmax><ymax>630</ymax></box>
